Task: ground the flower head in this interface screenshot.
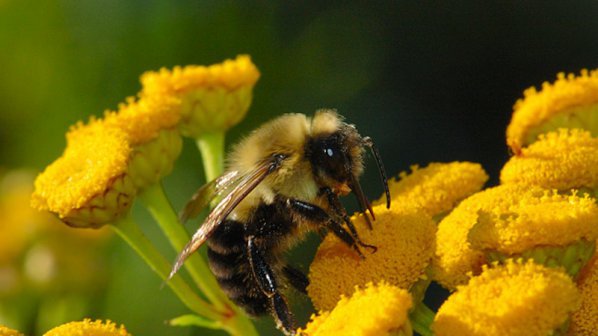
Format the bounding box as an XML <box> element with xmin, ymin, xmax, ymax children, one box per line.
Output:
<box><xmin>373</xmin><ymin>162</ymin><xmax>488</xmax><ymax>218</ymax></box>
<box><xmin>0</xmin><ymin>325</ymin><xmax>24</xmax><ymax>336</ymax></box>
<box><xmin>140</xmin><ymin>55</ymin><xmax>260</xmax><ymax>137</ymax></box>
<box><xmin>431</xmin><ymin>184</ymin><xmax>534</xmax><ymax>289</ymax></box>
<box><xmin>31</xmin><ymin>121</ymin><xmax>136</xmax><ymax>227</ymax></box>
<box><xmin>506</xmin><ymin>69</ymin><xmax>598</xmax><ymax>152</ymax></box>
<box><xmin>308</xmin><ymin>203</ymin><xmax>436</xmax><ymax>311</ymax></box>
<box><xmin>105</xmin><ymin>95</ymin><xmax>183</xmax><ymax>190</ymax></box>
<box><xmin>43</xmin><ymin>319</ymin><xmax>130</xmax><ymax>336</ymax></box>
<box><xmin>570</xmin><ymin>252</ymin><xmax>598</xmax><ymax>336</ymax></box>
<box><xmin>501</xmin><ymin>129</ymin><xmax>598</xmax><ymax>192</ymax></box>
<box><xmin>469</xmin><ymin>191</ymin><xmax>598</xmax><ymax>255</ymax></box>
<box><xmin>299</xmin><ymin>282</ymin><xmax>413</xmax><ymax>336</ymax></box>
<box><xmin>433</xmin><ymin>259</ymin><xmax>580</xmax><ymax>336</ymax></box>
<box><xmin>104</xmin><ymin>95</ymin><xmax>181</xmax><ymax>146</ymax></box>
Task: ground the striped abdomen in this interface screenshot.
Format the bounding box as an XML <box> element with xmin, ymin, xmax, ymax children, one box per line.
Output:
<box><xmin>207</xmin><ymin>219</ymin><xmax>271</xmax><ymax>316</ymax></box>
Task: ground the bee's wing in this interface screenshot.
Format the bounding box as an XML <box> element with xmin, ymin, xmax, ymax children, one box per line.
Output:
<box><xmin>168</xmin><ymin>155</ymin><xmax>286</xmax><ymax>281</ymax></box>
<box><xmin>179</xmin><ymin>170</ymin><xmax>241</xmax><ymax>224</ymax></box>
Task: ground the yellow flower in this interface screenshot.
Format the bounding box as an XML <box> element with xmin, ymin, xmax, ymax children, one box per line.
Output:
<box><xmin>433</xmin><ymin>259</ymin><xmax>580</xmax><ymax>336</ymax></box>
<box><xmin>501</xmin><ymin>129</ymin><xmax>598</xmax><ymax>192</ymax></box>
<box><xmin>506</xmin><ymin>69</ymin><xmax>598</xmax><ymax>153</ymax></box>
<box><xmin>431</xmin><ymin>184</ymin><xmax>534</xmax><ymax>290</ymax></box>
<box><xmin>373</xmin><ymin>162</ymin><xmax>488</xmax><ymax>218</ymax></box>
<box><xmin>468</xmin><ymin>190</ymin><xmax>598</xmax><ymax>276</ymax></box>
<box><xmin>31</xmin><ymin>121</ymin><xmax>136</xmax><ymax>228</ymax></box>
<box><xmin>43</xmin><ymin>319</ymin><xmax>130</xmax><ymax>336</ymax></box>
<box><xmin>299</xmin><ymin>282</ymin><xmax>413</xmax><ymax>336</ymax></box>
<box><xmin>104</xmin><ymin>95</ymin><xmax>183</xmax><ymax>189</ymax></box>
<box><xmin>308</xmin><ymin>203</ymin><xmax>436</xmax><ymax>311</ymax></box>
<box><xmin>140</xmin><ymin>54</ymin><xmax>260</xmax><ymax>137</ymax></box>
<box><xmin>104</xmin><ymin>95</ymin><xmax>181</xmax><ymax>146</ymax></box>
<box><xmin>570</xmin><ymin>252</ymin><xmax>598</xmax><ymax>336</ymax></box>
<box><xmin>0</xmin><ymin>325</ymin><xmax>24</xmax><ymax>336</ymax></box>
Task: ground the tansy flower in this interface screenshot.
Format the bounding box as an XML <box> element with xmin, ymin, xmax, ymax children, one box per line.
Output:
<box><xmin>570</xmin><ymin>252</ymin><xmax>598</xmax><ymax>336</ymax></box>
<box><xmin>431</xmin><ymin>184</ymin><xmax>535</xmax><ymax>290</ymax></box>
<box><xmin>468</xmin><ymin>190</ymin><xmax>598</xmax><ymax>277</ymax></box>
<box><xmin>433</xmin><ymin>259</ymin><xmax>580</xmax><ymax>336</ymax></box>
<box><xmin>308</xmin><ymin>203</ymin><xmax>436</xmax><ymax>311</ymax></box>
<box><xmin>43</xmin><ymin>319</ymin><xmax>130</xmax><ymax>336</ymax></box>
<box><xmin>31</xmin><ymin>121</ymin><xmax>136</xmax><ymax>228</ymax></box>
<box><xmin>0</xmin><ymin>325</ymin><xmax>24</xmax><ymax>336</ymax></box>
<box><xmin>501</xmin><ymin>129</ymin><xmax>598</xmax><ymax>193</ymax></box>
<box><xmin>104</xmin><ymin>95</ymin><xmax>183</xmax><ymax>190</ymax></box>
<box><xmin>373</xmin><ymin>162</ymin><xmax>488</xmax><ymax>219</ymax></box>
<box><xmin>506</xmin><ymin>69</ymin><xmax>598</xmax><ymax>153</ymax></box>
<box><xmin>140</xmin><ymin>54</ymin><xmax>260</xmax><ymax>137</ymax></box>
<box><xmin>299</xmin><ymin>282</ymin><xmax>413</xmax><ymax>336</ymax></box>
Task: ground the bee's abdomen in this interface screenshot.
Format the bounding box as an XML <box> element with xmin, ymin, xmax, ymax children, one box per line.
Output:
<box><xmin>207</xmin><ymin>219</ymin><xmax>269</xmax><ymax>317</ymax></box>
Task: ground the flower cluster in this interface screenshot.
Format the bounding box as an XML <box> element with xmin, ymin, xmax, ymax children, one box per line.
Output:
<box><xmin>305</xmin><ymin>69</ymin><xmax>598</xmax><ymax>336</ymax></box>
<box><xmin>30</xmin><ymin>56</ymin><xmax>261</xmax><ymax>335</ymax></box>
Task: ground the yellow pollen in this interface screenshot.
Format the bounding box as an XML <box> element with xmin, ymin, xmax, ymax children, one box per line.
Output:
<box><xmin>507</xmin><ymin>69</ymin><xmax>598</xmax><ymax>152</ymax></box>
<box><xmin>299</xmin><ymin>282</ymin><xmax>413</xmax><ymax>336</ymax></box>
<box><xmin>43</xmin><ymin>319</ymin><xmax>130</xmax><ymax>336</ymax></box>
<box><xmin>31</xmin><ymin>121</ymin><xmax>131</xmax><ymax>218</ymax></box>
<box><xmin>373</xmin><ymin>162</ymin><xmax>488</xmax><ymax>218</ymax></box>
<box><xmin>433</xmin><ymin>259</ymin><xmax>580</xmax><ymax>336</ymax></box>
<box><xmin>308</xmin><ymin>203</ymin><xmax>436</xmax><ymax>311</ymax></box>
<box><xmin>500</xmin><ymin>129</ymin><xmax>598</xmax><ymax>191</ymax></box>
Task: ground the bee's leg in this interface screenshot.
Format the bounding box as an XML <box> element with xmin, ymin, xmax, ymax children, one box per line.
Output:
<box><xmin>247</xmin><ymin>235</ymin><xmax>296</xmax><ymax>335</ymax></box>
<box><xmin>321</xmin><ymin>187</ymin><xmax>377</xmax><ymax>253</ymax></box>
<box><xmin>283</xmin><ymin>265</ymin><xmax>309</xmax><ymax>294</ymax></box>
<box><xmin>286</xmin><ymin>198</ymin><xmax>366</xmax><ymax>258</ymax></box>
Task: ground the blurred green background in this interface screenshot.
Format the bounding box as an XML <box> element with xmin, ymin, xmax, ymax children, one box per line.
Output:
<box><xmin>1</xmin><ymin>1</ymin><xmax>597</xmax><ymax>335</ymax></box>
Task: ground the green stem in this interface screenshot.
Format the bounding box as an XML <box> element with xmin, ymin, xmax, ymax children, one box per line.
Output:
<box><xmin>409</xmin><ymin>302</ymin><xmax>435</xmax><ymax>336</ymax></box>
<box><xmin>110</xmin><ymin>215</ymin><xmax>221</xmax><ymax>321</ymax></box>
<box><xmin>138</xmin><ymin>183</ymin><xmax>229</xmax><ymax>311</ymax></box>
<box><xmin>196</xmin><ymin>132</ymin><xmax>225</xmax><ymax>182</ymax></box>
<box><xmin>195</xmin><ymin>130</ymin><xmax>259</xmax><ymax>336</ymax></box>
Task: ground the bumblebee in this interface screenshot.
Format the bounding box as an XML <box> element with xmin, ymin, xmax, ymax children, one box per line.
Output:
<box><xmin>170</xmin><ymin>109</ymin><xmax>390</xmax><ymax>335</ymax></box>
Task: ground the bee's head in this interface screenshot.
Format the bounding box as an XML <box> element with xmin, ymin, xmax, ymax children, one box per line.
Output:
<box><xmin>306</xmin><ymin>115</ymin><xmax>363</xmax><ymax>194</ymax></box>
<box><xmin>305</xmin><ymin>109</ymin><xmax>391</xmax><ymax>215</ymax></box>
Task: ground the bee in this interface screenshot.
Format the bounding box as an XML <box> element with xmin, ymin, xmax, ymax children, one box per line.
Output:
<box><xmin>169</xmin><ymin>109</ymin><xmax>390</xmax><ymax>335</ymax></box>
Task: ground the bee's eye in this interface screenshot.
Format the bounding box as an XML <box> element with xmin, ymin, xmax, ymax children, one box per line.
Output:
<box><xmin>307</xmin><ymin>134</ymin><xmax>350</xmax><ymax>182</ymax></box>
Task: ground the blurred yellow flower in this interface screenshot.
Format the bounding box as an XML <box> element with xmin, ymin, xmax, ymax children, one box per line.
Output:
<box><xmin>299</xmin><ymin>282</ymin><xmax>413</xmax><ymax>336</ymax></box>
<box><xmin>43</xmin><ymin>319</ymin><xmax>130</xmax><ymax>336</ymax></box>
<box><xmin>433</xmin><ymin>259</ymin><xmax>580</xmax><ymax>336</ymax></box>
<box><xmin>372</xmin><ymin>162</ymin><xmax>488</xmax><ymax>219</ymax></box>
<box><xmin>308</xmin><ymin>203</ymin><xmax>435</xmax><ymax>311</ymax></box>
<box><xmin>570</xmin><ymin>252</ymin><xmax>598</xmax><ymax>336</ymax></box>
<box><xmin>468</xmin><ymin>190</ymin><xmax>598</xmax><ymax>255</ymax></box>
<box><xmin>0</xmin><ymin>325</ymin><xmax>24</xmax><ymax>336</ymax></box>
<box><xmin>140</xmin><ymin>54</ymin><xmax>260</xmax><ymax>137</ymax></box>
<box><xmin>506</xmin><ymin>69</ymin><xmax>598</xmax><ymax>153</ymax></box>
<box><xmin>31</xmin><ymin>120</ymin><xmax>136</xmax><ymax>228</ymax></box>
<box><xmin>431</xmin><ymin>184</ymin><xmax>534</xmax><ymax>289</ymax></box>
<box><xmin>501</xmin><ymin>129</ymin><xmax>598</xmax><ymax>192</ymax></box>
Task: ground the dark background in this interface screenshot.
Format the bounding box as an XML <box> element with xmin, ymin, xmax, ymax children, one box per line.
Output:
<box><xmin>1</xmin><ymin>1</ymin><xmax>597</xmax><ymax>335</ymax></box>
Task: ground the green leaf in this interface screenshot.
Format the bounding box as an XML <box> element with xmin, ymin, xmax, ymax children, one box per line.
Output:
<box><xmin>168</xmin><ymin>314</ymin><xmax>222</xmax><ymax>330</ymax></box>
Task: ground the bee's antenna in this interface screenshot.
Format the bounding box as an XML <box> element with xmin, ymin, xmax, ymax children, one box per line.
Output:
<box><xmin>363</xmin><ymin>136</ymin><xmax>391</xmax><ymax>209</ymax></box>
